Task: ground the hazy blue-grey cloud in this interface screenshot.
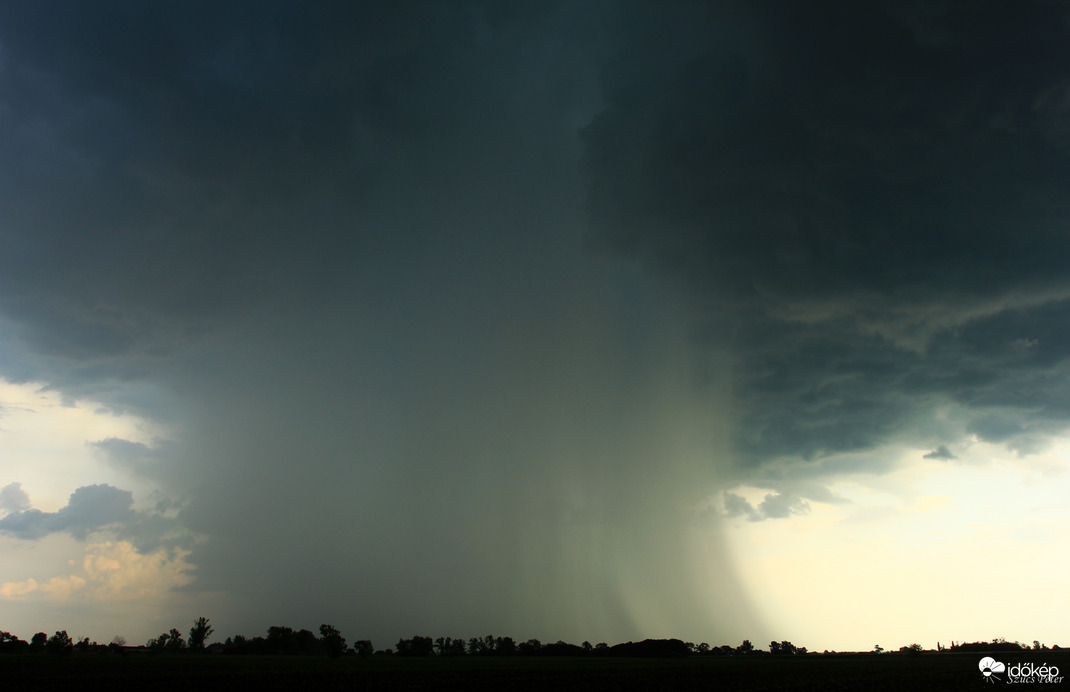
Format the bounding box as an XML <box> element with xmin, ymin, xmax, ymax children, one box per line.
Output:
<box><xmin>89</xmin><ymin>437</ymin><xmax>178</xmax><ymax>485</ymax></box>
<box><xmin>723</xmin><ymin>491</ymin><xmax>811</xmax><ymax>522</ymax></box>
<box><xmin>923</xmin><ymin>446</ymin><xmax>957</xmax><ymax>461</ymax></box>
<box><xmin>90</xmin><ymin>438</ymin><xmax>156</xmax><ymax>462</ymax></box>
<box><xmin>0</xmin><ymin>482</ymin><xmax>32</xmax><ymax>513</ymax></box>
<box><xmin>0</xmin><ymin>484</ymin><xmax>134</xmax><ymax>540</ymax></box>
<box><xmin>723</xmin><ymin>492</ymin><xmax>757</xmax><ymax>520</ymax></box>
<box><xmin>758</xmin><ymin>493</ymin><xmax>810</xmax><ymax>520</ymax></box>
<box><xmin>0</xmin><ymin>481</ymin><xmax>187</xmax><ymax>551</ymax></box>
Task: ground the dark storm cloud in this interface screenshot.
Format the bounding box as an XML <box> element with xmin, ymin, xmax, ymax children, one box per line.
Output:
<box><xmin>0</xmin><ymin>2</ymin><xmax>764</xmax><ymax>645</ymax></box>
<box><xmin>581</xmin><ymin>0</ymin><xmax>1070</xmax><ymax>469</ymax></box>
<box><xmin>0</xmin><ymin>1</ymin><xmax>602</xmax><ymax>365</ymax></box>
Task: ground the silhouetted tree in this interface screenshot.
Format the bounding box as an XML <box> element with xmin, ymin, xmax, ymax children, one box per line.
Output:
<box><xmin>46</xmin><ymin>631</ymin><xmax>73</xmax><ymax>656</ymax></box>
<box><xmin>265</xmin><ymin>626</ymin><xmax>318</xmax><ymax>655</ymax></box>
<box><xmin>396</xmin><ymin>636</ymin><xmax>434</xmax><ymax>657</ymax></box>
<box><xmin>189</xmin><ymin>617</ymin><xmax>214</xmax><ymax>652</ymax></box>
<box><xmin>495</xmin><ymin>636</ymin><xmax>517</xmax><ymax>656</ymax></box>
<box><xmin>266</xmin><ymin>626</ymin><xmax>294</xmax><ymax>654</ymax></box>
<box><xmin>517</xmin><ymin>639</ymin><xmax>542</xmax><ymax>656</ymax></box>
<box><xmin>609</xmin><ymin>639</ymin><xmax>690</xmax><ymax>657</ymax></box>
<box><xmin>434</xmin><ymin>637</ymin><xmax>466</xmax><ymax>656</ymax></box>
<box><xmin>0</xmin><ymin>631</ymin><xmax>29</xmax><ymax>654</ymax></box>
<box><xmin>542</xmin><ymin>640</ymin><xmax>587</xmax><ymax>657</ymax></box>
<box><xmin>353</xmin><ymin>640</ymin><xmax>374</xmax><ymax>658</ymax></box>
<box><xmin>736</xmin><ymin>639</ymin><xmax>753</xmax><ymax>655</ymax></box>
<box><xmin>166</xmin><ymin>628</ymin><xmax>185</xmax><ymax>652</ymax></box>
<box><xmin>223</xmin><ymin>634</ymin><xmax>246</xmax><ymax>653</ymax></box>
<box><xmin>30</xmin><ymin>632</ymin><xmax>47</xmax><ymax>653</ymax></box>
<box><xmin>296</xmin><ymin>629</ymin><xmax>319</xmax><ymax>655</ymax></box>
<box><xmin>951</xmin><ymin>640</ymin><xmax>1027</xmax><ymax>653</ymax></box>
<box><xmin>319</xmin><ymin>624</ymin><xmax>346</xmax><ymax>658</ymax></box>
<box><xmin>148</xmin><ymin>628</ymin><xmax>183</xmax><ymax>653</ymax></box>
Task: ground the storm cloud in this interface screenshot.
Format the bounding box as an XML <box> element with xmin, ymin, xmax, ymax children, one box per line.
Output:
<box><xmin>1</xmin><ymin>0</ymin><xmax>1067</xmax><ymax>649</ymax></box>
<box><xmin>581</xmin><ymin>0</ymin><xmax>1070</xmax><ymax>471</ymax></box>
<box><xmin>0</xmin><ymin>1</ymin><xmax>757</xmax><ymax>645</ymax></box>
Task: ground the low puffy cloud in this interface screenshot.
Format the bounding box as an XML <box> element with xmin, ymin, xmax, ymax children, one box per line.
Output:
<box><xmin>0</xmin><ymin>575</ymin><xmax>87</xmax><ymax>601</ymax></box>
<box><xmin>0</xmin><ymin>484</ymin><xmax>133</xmax><ymax>539</ymax></box>
<box><xmin>0</xmin><ymin>540</ymin><xmax>193</xmax><ymax>602</ymax></box>
<box><xmin>923</xmin><ymin>446</ymin><xmax>957</xmax><ymax>461</ymax></box>
<box><xmin>0</xmin><ymin>482</ymin><xmax>31</xmax><ymax>513</ymax></box>
<box><xmin>723</xmin><ymin>491</ymin><xmax>756</xmax><ymax>520</ymax></box>
<box><xmin>0</xmin><ymin>482</ymin><xmax>190</xmax><ymax>556</ymax></box>
<box><xmin>758</xmin><ymin>493</ymin><xmax>811</xmax><ymax>520</ymax></box>
<box><xmin>724</xmin><ymin>491</ymin><xmax>811</xmax><ymax>522</ymax></box>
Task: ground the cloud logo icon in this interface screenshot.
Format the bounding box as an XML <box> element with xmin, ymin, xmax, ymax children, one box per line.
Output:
<box><xmin>979</xmin><ymin>657</ymin><xmax>1006</xmax><ymax>682</ymax></box>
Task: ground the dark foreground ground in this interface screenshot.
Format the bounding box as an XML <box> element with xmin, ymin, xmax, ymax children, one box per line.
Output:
<box><xmin>2</xmin><ymin>651</ymin><xmax>1067</xmax><ymax>691</ymax></box>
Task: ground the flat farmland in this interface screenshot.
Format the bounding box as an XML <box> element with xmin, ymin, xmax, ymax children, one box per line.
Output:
<box><xmin>2</xmin><ymin>651</ymin><xmax>1066</xmax><ymax>691</ymax></box>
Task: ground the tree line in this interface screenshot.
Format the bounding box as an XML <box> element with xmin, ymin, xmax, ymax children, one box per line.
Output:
<box><xmin>0</xmin><ymin>622</ymin><xmax>1059</xmax><ymax>658</ymax></box>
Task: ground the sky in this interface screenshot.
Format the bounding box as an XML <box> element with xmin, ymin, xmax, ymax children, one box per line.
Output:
<box><xmin>0</xmin><ymin>1</ymin><xmax>1068</xmax><ymax>652</ymax></box>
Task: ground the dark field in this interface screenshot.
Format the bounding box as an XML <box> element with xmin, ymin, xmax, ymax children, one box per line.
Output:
<box><xmin>3</xmin><ymin>651</ymin><xmax>1068</xmax><ymax>692</ymax></box>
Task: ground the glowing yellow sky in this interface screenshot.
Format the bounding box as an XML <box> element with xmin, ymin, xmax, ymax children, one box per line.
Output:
<box><xmin>0</xmin><ymin>379</ymin><xmax>219</xmax><ymax>642</ymax></box>
<box><xmin>724</xmin><ymin>443</ymin><xmax>1070</xmax><ymax>652</ymax></box>
<box><xmin>0</xmin><ymin>380</ymin><xmax>166</xmax><ymax>511</ymax></box>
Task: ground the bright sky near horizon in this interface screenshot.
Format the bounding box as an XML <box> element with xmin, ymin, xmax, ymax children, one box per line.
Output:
<box><xmin>2</xmin><ymin>1</ymin><xmax>1070</xmax><ymax>653</ymax></box>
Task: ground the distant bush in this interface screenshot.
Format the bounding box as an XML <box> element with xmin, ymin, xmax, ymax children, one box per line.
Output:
<box><xmin>950</xmin><ymin>639</ymin><xmax>1028</xmax><ymax>653</ymax></box>
<box><xmin>609</xmin><ymin>639</ymin><xmax>691</xmax><ymax>658</ymax></box>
